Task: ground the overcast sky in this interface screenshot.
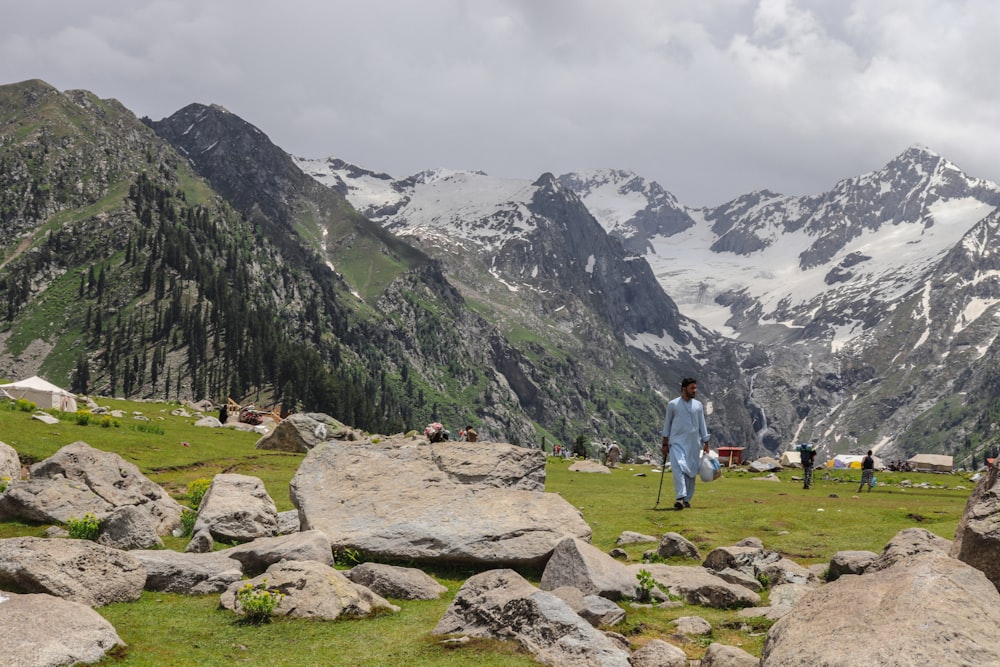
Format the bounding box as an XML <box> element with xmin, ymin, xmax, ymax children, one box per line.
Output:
<box><xmin>2</xmin><ymin>0</ymin><xmax>999</xmax><ymax>206</ymax></box>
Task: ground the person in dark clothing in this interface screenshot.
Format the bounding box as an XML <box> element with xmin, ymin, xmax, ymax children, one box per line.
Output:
<box><xmin>859</xmin><ymin>450</ymin><xmax>875</xmax><ymax>492</ymax></box>
<box><xmin>799</xmin><ymin>443</ymin><xmax>816</xmax><ymax>489</ymax></box>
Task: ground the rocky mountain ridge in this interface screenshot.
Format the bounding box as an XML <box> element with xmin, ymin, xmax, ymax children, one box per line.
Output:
<box><xmin>307</xmin><ymin>147</ymin><xmax>1000</xmax><ymax>465</ymax></box>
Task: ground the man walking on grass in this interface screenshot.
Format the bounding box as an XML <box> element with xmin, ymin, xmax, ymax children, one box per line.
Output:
<box><xmin>661</xmin><ymin>377</ymin><xmax>711</xmax><ymax>510</ymax></box>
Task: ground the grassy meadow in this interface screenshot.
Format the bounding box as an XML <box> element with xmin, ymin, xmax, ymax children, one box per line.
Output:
<box><xmin>0</xmin><ymin>397</ymin><xmax>977</xmax><ymax>665</ymax></box>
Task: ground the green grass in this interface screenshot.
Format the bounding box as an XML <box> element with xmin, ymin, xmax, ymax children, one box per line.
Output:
<box><xmin>0</xmin><ymin>398</ymin><xmax>978</xmax><ymax>665</ymax></box>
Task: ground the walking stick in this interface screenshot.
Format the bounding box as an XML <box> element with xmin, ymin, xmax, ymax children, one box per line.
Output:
<box><xmin>654</xmin><ymin>450</ymin><xmax>667</xmax><ymax>508</ymax></box>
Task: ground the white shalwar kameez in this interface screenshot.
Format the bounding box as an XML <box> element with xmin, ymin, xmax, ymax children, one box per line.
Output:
<box><xmin>662</xmin><ymin>395</ymin><xmax>710</xmax><ymax>503</ymax></box>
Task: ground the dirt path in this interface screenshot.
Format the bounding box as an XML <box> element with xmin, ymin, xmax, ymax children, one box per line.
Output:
<box><xmin>0</xmin><ymin>233</ymin><xmax>34</xmax><ymax>270</ymax></box>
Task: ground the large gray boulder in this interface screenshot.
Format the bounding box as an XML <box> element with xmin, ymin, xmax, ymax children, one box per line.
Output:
<box><xmin>631</xmin><ymin>639</ymin><xmax>687</xmax><ymax>667</ymax></box>
<box><xmin>0</xmin><ymin>441</ymin><xmax>182</xmax><ymax>535</ymax></box>
<box><xmin>0</xmin><ymin>592</ymin><xmax>124</xmax><ymax>667</ymax></box>
<box><xmin>219</xmin><ymin>559</ymin><xmax>399</xmax><ymax>620</ymax></box>
<box><xmin>951</xmin><ymin>461</ymin><xmax>1000</xmax><ymax>591</ymax></box>
<box><xmin>0</xmin><ymin>440</ymin><xmax>19</xmax><ymax>482</ymax></box>
<box><xmin>193</xmin><ymin>473</ymin><xmax>278</xmax><ymax>544</ymax></box>
<box><xmin>867</xmin><ymin>527</ymin><xmax>951</xmax><ymax>572</ymax></box>
<box><xmin>433</xmin><ymin>569</ymin><xmax>632</xmax><ymax>667</ymax></box>
<box><xmin>131</xmin><ymin>549</ymin><xmax>243</xmax><ymax>594</ymax></box>
<box><xmin>96</xmin><ymin>505</ymin><xmax>164</xmax><ymax>550</ymax></box>
<box><xmin>760</xmin><ymin>551</ymin><xmax>1000</xmax><ymax>666</ymax></box>
<box><xmin>539</xmin><ymin>537</ymin><xmax>646</xmax><ymax>601</ymax></box>
<box><xmin>548</xmin><ymin>586</ymin><xmax>627</xmax><ymax>627</ymax></box>
<box><xmin>254</xmin><ymin>412</ymin><xmax>360</xmax><ymax>452</ymax></box>
<box><xmin>220</xmin><ymin>530</ymin><xmax>333</xmax><ymax>576</ymax></box>
<box><xmin>827</xmin><ymin>549</ymin><xmax>879</xmax><ymax>581</ymax></box>
<box><xmin>700</xmin><ymin>642</ymin><xmax>759</xmax><ymax>667</ymax></box>
<box><xmin>290</xmin><ymin>438</ymin><xmax>590</xmax><ymax>566</ymax></box>
<box><xmin>0</xmin><ymin>537</ymin><xmax>145</xmax><ymax>607</ymax></box>
<box><xmin>345</xmin><ymin>562</ymin><xmax>448</xmax><ymax>600</ymax></box>
<box><xmin>626</xmin><ymin>563</ymin><xmax>761</xmax><ymax>609</ymax></box>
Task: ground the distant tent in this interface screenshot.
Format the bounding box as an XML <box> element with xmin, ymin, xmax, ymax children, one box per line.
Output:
<box><xmin>825</xmin><ymin>454</ymin><xmax>884</xmax><ymax>470</ymax></box>
<box><xmin>907</xmin><ymin>454</ymin><xmax>953</xmax><ymax>473</ymax></box>
<box><xmin>0</xmin><ymin>375</ymin><xmax>78</xmax><ymax>412</ymax></box>
<box><xmin>779</xmin><ymin>450</ymin><xmax>801</xmax><ymax>468</ymax></box>
<box><xmin>827</xmin><ymin>454</ymin><xmax>864</xmax><ymax>469</ymax></box>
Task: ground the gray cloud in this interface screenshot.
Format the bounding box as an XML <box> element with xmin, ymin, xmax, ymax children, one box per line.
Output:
<box><xmin>1</xmin><ymin>0</ymin><xmax>998</xmax><ymax>206</ymax></box>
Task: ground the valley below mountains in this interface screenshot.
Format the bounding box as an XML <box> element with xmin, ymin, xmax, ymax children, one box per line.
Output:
<box><xmin>2</xmin><ymin>78</ymin><xmax>1000</xmax><ymax>466</ymax></box>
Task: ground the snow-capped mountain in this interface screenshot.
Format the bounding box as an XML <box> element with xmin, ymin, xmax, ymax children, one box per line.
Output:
<box><xmin>295</xmin><ymin>156</ymin><xmax>719</xmax><ymax>360</ymax></box>
<box><xmin>564</xmin><ymin>147</ymin><xmax>1000</xmax><ymax>348</ymax></box>
<box><xmin>295</xmin><ymin>155</ymin><xmax>761</xmax><ymax>451</ymax></box>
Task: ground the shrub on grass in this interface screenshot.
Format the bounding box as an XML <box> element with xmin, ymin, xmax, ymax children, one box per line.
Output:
<box><xmin>236</xmin><ymin>579</ymin><xmax>284</xmax><ymax>624</ymax></box>
<box><xmin>66</xmin><ymin>513</ymin><xmax>101</xmax><ymax>541</ymax></box>
<box><xmin>180</xmin><ymin>508</ymin><xmax>197</xmax><ymax>536</ymax></box>
<box><xmin>15</xmin><ymin>399</ymin><xmax>36</xmax><ymax>412</ymax></box>
<box><xmin>186</xmin><ymin>478</ymin><xmax>212</xmax><ymax>509</ymax></box>
<box><xmin>75</xmin><ymin>410</ymin><xmax>92</xmax><ymax>425</ymax></box>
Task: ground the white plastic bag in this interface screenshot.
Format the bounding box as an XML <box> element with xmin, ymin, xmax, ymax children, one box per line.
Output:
<box><xmin>699</xmin><ymin>450</ymin><xmax>722</xmax><ymax>482</ymax></box>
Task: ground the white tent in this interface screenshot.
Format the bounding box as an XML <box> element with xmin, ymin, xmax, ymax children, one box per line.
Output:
<box><xmin>0</xmin><ymin>376</ymin><xmax>77</xmax><ymax>412</ymax></box>
<box><xmin>908</xmin><ymin>454</ymin><xmax>953</xmax><ymax>473</ymax></box>
<box><xmin>779</xmin><ymin>450</ymin><xmax>801</xmax><ymax>467</ymax></box>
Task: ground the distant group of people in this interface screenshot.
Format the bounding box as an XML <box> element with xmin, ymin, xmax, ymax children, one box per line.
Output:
<box><xmin>424</xmin><ymin>422</ymin><xmax>478</xmax><ymax>443</ymax></box>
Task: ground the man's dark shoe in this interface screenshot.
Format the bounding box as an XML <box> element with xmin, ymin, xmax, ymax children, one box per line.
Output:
<box><xmin>683</xmin><ymin>501</ymin><xmax>691</xmax><ymax>508</ymax></box>
<box><xmin>674</xmin><ymin>501</ymin><xmax>684</xmax><ymax>510</ymax></box>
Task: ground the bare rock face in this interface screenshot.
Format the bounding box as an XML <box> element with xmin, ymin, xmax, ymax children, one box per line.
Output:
<box><xmin>290</xmin><ymin>439</ymin><xmax>590</xmax><ymax>566</ymax></box>
<box><xmin>0</xmin><ymin>441</ymin><xmax>182</xmax><ymax>535</ymax></box>
<box><xmin>193</xmin><ymin>473</ymin><xmax>278</xmax><ymax>544</ymax></box>
<box><xmin>220</xmin><ymin>559</ymin><xmax>399</xmax><ymax>620</ymax></box>
<box><xmin>0</xmin><ymin>537</ymin><xmax>145</xmax><ymax>607</ymax></box>
<box><xmin>0</xmin><ymin>592</ymin><xmax>124</xmax><ymax>667</ymax></box>
<box><xmin>433</xmin><ymin>569</ymin><xmax>632</xmax><ymax>667</ymax></box>
<box><xmin>951</xmin><ymin>461</ymin><xmax>1000</xmax><ymax>592</ymax></box>
<box><xmin>760</xmin><ymin>549</ymin><xmax>1000</xmax><ymax>666</ymax></box>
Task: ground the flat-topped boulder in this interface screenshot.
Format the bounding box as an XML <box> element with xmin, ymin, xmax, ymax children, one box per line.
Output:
<box><xmin>290</xmin><ymin>438</ymin><xmax>590</xmax><ymax>566</ymax></box>
<box><xmin>0</xmin><ymin>441</ymin><xmax>182</xmax><ymax>535</ymax></box>
<box><xmin>0</xmin><ymin>537</ymin><xmax>145</xmax><ymax>607</ymax></box>
<box><xmin>0</xmin><ymin>592</ymin><xmax>124</xmax><ymax>667</ymax></box>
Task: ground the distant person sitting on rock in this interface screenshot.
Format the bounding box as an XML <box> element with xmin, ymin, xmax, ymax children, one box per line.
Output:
<box><xmin>462</xmin><ymin>425</ymin><xmax>478</xmax><ymax>442</ymax></box>
<box><xmin>425</xmin><ymin>422</ymin><xmax>449</xmax><ymax>443</ymax></box>
<box><xmin>859</xmin><ymin>450</ymin><xmax>875</xmax><ymax>492</ymax></box>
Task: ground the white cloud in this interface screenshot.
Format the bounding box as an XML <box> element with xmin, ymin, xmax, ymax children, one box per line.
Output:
<box><xmin>2</xmin><ymin>0</ymin><xmax>1000</xmax><ymax>206</ymax></box>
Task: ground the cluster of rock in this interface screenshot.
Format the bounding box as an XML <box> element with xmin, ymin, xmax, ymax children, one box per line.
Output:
<box><xmin>2</xmin><ymin>421</ymin><xmax>1000</xmax><ymax>666</ymax></box>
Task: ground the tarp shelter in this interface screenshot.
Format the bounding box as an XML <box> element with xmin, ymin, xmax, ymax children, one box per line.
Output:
<box><xmin>0</xmin><ymin>376</ymin><xmax>77</xmax><ymax>412</ymax></box>
<box><xmin>907</xmin><ymin>454</ymin><xmax>953</xmax><ymax>473</ymax></box>
<box><xmin>827</xmin><ymin>453</ymin><xmax>885</xmax><ymax>470</ymax></box>
<box><xmin>780</xmin><ymin>450</ymin><xmax>801</xmax><ymax>467</ymax></box>
<box><xmin>827</xmin><ymin>454</ymin><xmax>864</xmax><ymax>469</ymax></box>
